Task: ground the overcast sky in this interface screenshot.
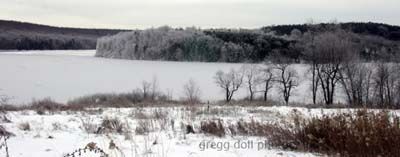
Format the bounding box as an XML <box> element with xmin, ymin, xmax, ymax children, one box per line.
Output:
<box><xmin>0</xmin><ymin>0</ymin><xmax>399</xmax><ymax>29</ymax></box>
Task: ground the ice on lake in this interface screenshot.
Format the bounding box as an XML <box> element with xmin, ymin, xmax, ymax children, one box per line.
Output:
<box><xmin>0</xmin><ymin>50</ymin><xmax>312</xmax><ymax>105</ymax></box>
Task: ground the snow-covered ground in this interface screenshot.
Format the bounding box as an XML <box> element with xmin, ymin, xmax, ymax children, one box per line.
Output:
<box><xmin>0</xmin><ymin>105</ymin><xmax>339</xmax><ymax>157</ymax></box>
<box><xmin>3</xmin><ymin>105</ymin><xmax>399</xmax><ymax>157</ymax></box>
<box><xmin>0</xmin><ymin>50</ymin><xmax>319</xmax><ymax>105</ymax></box>
<box><xmin>0</xmin><ymin>50</ymin><xmax>392</xmax><ymax>157</ymax></box>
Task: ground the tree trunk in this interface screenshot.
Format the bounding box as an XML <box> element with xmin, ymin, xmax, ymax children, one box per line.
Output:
<box><xmin>225</xmin><ymin>88</ymin><xmax>230</xmax><ymax>102</ymax></box>
<box><xmin>263</xmin><ymin>81</ymin><xmax>269</xmax><ymax>102</ymax></box>
<box><xmin>311</xmin><ymin>64</ymin><xmax>318</xmax><ymax>104</ymax></box>
<box><xmin>249</xmin><ymin>85</ymin><xmax>254</xmax><ymax>101</ymax></box>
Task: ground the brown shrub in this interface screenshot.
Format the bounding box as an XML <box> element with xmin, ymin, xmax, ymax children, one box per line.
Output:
<box><xmin>29</xmin><ymin>98</ymin><xmax>64</xmax><ymax>114</ymax></box>
<box><xmin>235</xmin><ymin>120</ymin><xmax>274</xmax><ymax>136</ymax></box>
<box><xmin>200</xmin><ymin>119</ymin><xmax>225</xmax><ymax>137</ymax></box>
<box><xmin>293</xmin><ymin>110</ymin><xmax>400</xmax><ymax>156</ymax></box>
<box><xmin>152</xmin><ymin>109</ymin><xmax>168</xmax><ymax>119</ymax></box>
<box><xmin>135</xmin><ymin>120</ymin><xmax>150</xmax><ymax>135</ymax></box>
<box><xmin>97</xmin><ymin>117</ymin><xmax>125</xmax><ymax>134</ymax></box>
<box><xmin>226</xmin><ymin>120</ymin><xmax>299</xmax><ymax>149</ymax></box>
<box><xmin>18</xmin><ymin>122</ymin><xmax>31</xmax><ymax>131</ymax></box>
<box><xmin>262</xmin><ymin>110</ymin><xmax>400</xmax><ymax>157</ymax></box>
<box><xmin>0</xmin><ymin>104</ymin><xmax>21</xmax><ymax>112</ymax></box>
<box><xmin>222</xmin><ymin>110</ymin><xmax>400</xmax><ymax>156</ymax></box>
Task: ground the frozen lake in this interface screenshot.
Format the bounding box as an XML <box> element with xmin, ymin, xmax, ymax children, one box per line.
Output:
<box><xmin>0</xmin><ymin>50</ymin><xmax>313</xmax><ymax>105</ymax></box>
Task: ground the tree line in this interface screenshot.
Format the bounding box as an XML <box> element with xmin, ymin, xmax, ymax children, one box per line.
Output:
<box><xmin>262</xmin><ymin>22</ymin><xmax>400</xmax><ymax>41</ymax></box>
<box><xmin>212</xmin><ymin>28</ymin><xmax>400</xmax><ymax>108</ymax></box>
<box><xmin>96</xmin><ymin>23</ymin><xmax>400</xmax><ymax>63</ymax></box>
<box><xmin>0</xmin><ymin>37</ymin><xmax>95</xmax><ymax>50</ymax></box>
<box><xmin>0</xmin><ymin>20</ymin><xmax>126</xmax><ymax>50</ymax></box>
<box><xmin>95</xmin><ymin>26</ymin><xmax>300</xmax><ymax>62</ymax></box>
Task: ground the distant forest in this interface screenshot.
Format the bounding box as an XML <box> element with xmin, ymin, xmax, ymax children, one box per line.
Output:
<box><xmin>263</xmin><ymin>22</ymin><xmax>400</xmax><ymax>41</ymax></box>
<box><xmin>1</xmin><ymin>20</ymin><xmax>400</xmax><ymax>62</ymax></box>
<box><xmin>96</xmin><ymin>22</ymin><xmax>400</xmax><ymax>63</ymax></box>
<box><xmin>0</xmin><ymin>20</ymin><xmax>128</xmax><ymax>50</ymax></box>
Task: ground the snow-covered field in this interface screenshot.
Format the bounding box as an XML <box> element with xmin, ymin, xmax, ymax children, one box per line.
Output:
<box><xmin>0</xmin><ymin>105</ymin><xmax>336</xmax><ymax>157</ymax></box>
<box><xmin>0</xmin><ymin>50</ymin><xmax>316</xmax><ymax>105</ymax></box>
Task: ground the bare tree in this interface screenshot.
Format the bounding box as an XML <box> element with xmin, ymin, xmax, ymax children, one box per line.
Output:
<box><xmin>183</xmin><ymin>79</ymin><xmax>201</xmax><ymax>103</ymax></box>
<box><xmin>150</xmin><ymin>76</ymin><xmax>159</xmax><ymax>100</ymax></box>
<box><xmin>165</xmin><ymin>88</ymin><xmax>174</xmax><ymax>101</ymax></box>
<box><xmin>214</xmin><ymin>69</ymin><xmax>244</xmax><ymax>102</ymax></box>
<box><xmin>394</xmin><ymin>64</ymin><xmax>400</xmax><ymax>107</ymax></box>
<box><xmin>299</xmin><ymin>23</ymin><xmax>320</xmax><ymax>105</ymax></box>
<box><xmin>141</xmin><ymin>76</ymin><xmax>160</xmax><ymax>101</ymax></box>
<box><xmin>259</xmin><ymin>64</ymin><xmax>274</xmax><ymax>102</ymax></box>
<box><xmin>339</xmin><ymin>61</ymin><xmax>373</xmax><ymax>106</ymax></box>
<box><xmin>141</xmin><ymin>81</ymin><xmax>151</xmax><ymax>100</ymax></box>
<box><xmin>313</xmin><ymin>30</ymin><xmax>354</xmax><ymax>105</ymax></box>
<box><xmin>372</xmin><ymin>63</ymin><xmax>398</xmax><ymax>107</ymax></box>
<box><xmin>242</xmin><ymin>65</ymin><xmax>262</xmax><ymax>101</ymax></box>
<box><xmin>364</xmin><ymin>65</ymin><xmax>374</xmax><ymax>106</ymax></box>
<box><xmin>274</xmin><ymin>64</ymin><xmax>298</xmax><ymax>105</ymax></box>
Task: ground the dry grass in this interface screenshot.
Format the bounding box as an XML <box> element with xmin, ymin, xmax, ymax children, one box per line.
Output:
<box><xmin>230</xmin><ymin>120</ymin><xmax>271</xmax><ymax>136</ymax></box>
<box><xmin>152</xmin><ymin>109</ymin><xmax>168</xmax><ymax>119</ymax></box>
<box><xmin>66</xmin><ymin>91</ymin><xmax>179</xmax><ymax>108</ymax></box>
<box><xmin>130</xmin><ymin>108</ymin><xmax>169</xmax><ymax>120</ymax></box>
<box><xmin>52</xmin><ymin>122</ymin><xmax>64</xmax><ymax>131</ymax></box>
<box><xmin>81</xmin><ymin>117</ymin><xmax>126</xmax><ymax>134</ymax></box>
<box><xmin>200</xmin><ymin>119</ymin><xmax>225</xmax><ymax>137</ymax></box>
<box><xmin>98</xmin><ymin>117</ymin><xmax>125</xmax><ymax>134</ymax></box>
<box><xmin>255</xmin><ymin>110</ymin><xmax>400</xmax><ymax>157</ymax></box>
<box><xmin>80</xmin><ymin>118</ymin><xmax>98</xmax><ymax>134</ymax></box>
<box><xmin>135</xmin><ymin>120</ymin><xmax>150</xmax><ymax>135</ymax></box>
<box><xmin>292</xmin><ymin>110</ymin><xmax>400</xmax><ymax>156</ymax></box>
<box><xmin>198</xmin><ymin>110</ymin><xmax>400</xmax><ymax>157</ymax></box>
<box><xmin>131</xmin><ymin>108</ymin><xmax>149</xmax><ymax>119</ymax></box>
<box><xmin>29</xmin><ymin>98</ymin><xmax>65</xmax><ymax>114</ymax></box>
<box><xmin>18</xmin><ymin>122</ymin><xmax>31</xmax><ymax>131</ymax></box>
<box><xmin>67</xmin><ymin>93</ymin><xmax>139</xmax><ymax>108</ymax></box>
<box><xmin>195</xmin><ymin>107</ymin><xmax>241</xmax><ymax>117</ymax></box>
